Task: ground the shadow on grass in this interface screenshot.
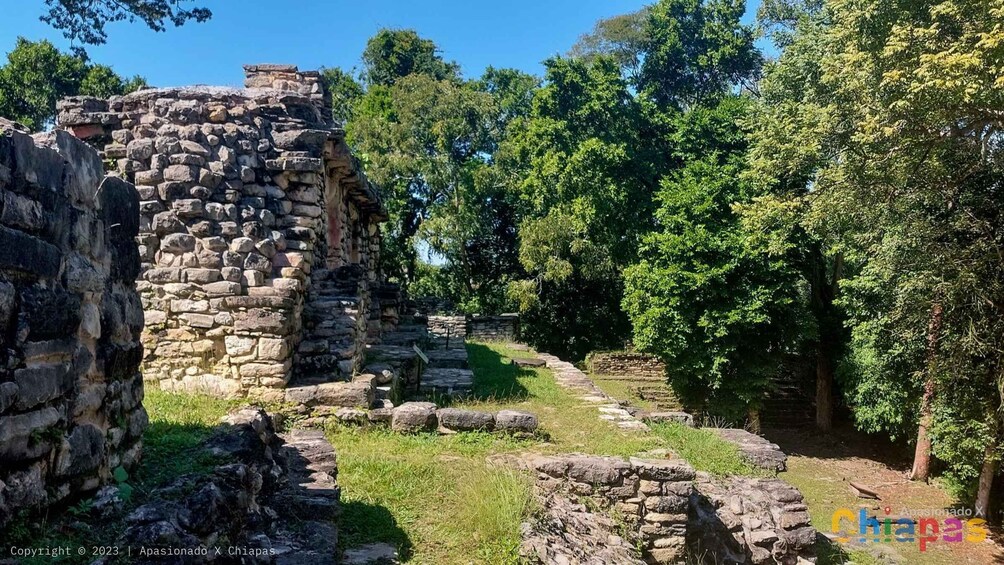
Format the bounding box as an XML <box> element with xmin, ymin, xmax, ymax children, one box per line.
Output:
<box><xmin>338</xmin><ymin>500</ymin><xmax>414</xmax><ymax>560</ymax></box>
<box><xmin>465</xmin><ymin>342</ymin><xmax>533</xmax><ymax>402</ymax></box>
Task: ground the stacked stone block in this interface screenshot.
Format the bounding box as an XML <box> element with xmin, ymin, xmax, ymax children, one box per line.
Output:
<box><xmin>520</xmin><ymin>454</ymin><xmax>695</xmax><ymax>564</ymax></box>
<box><xmin>0</xmin><ymin>121</ymin><xmax>146</xmax><ymax>525</ymax></box>
<box><xmin>57</xmin><ymin>65</ymin><xmax>386</xmax><ymax>399</ymax></box>
<box><xmin>587</xmin><ymin>351</ymin><xmax>667</xmax><ymax>379</ymax></box>
<box><xmin>426</xmin><ymin>313</ymin><xmax>520</xmax><ymax>342</ymax></box>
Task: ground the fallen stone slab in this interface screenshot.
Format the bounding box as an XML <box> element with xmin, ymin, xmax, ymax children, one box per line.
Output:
<box><xmin>511</xmin><ymin>357</ymin><xmax>546</xmax><ymax>368</ymax></box>
<box><xmin>390</xmin><ymin>402</ymin><xmax>437</xmax><ymax>433</ymax></box>
<box><xmin>495</xmin><ymin>410</ymin><xmax>539</xmax><ymax>434</ymax></box>
<box><xmin>436</xmin><ymin>408</ymin><xmax>495</xmax><ymax>432</ymax></box>
<box><xmin>642</xmin><ymin>411</ymin><xmax>695</xmax><ymax>427</ymax></box>
<box><xmin>711</xmin><ymin>428</ymin><xmax>787</xmax><ymax>472</ymax></box>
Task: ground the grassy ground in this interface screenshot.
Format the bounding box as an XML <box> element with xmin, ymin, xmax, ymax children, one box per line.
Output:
<box><xmin>589</xmin><ymin>376</ymin><xmax>659</xmax><ymax>411</ymax></box>
<box><xmin>332</xmin><ymin>341</ymin><xmax>762</xmax><ymax>563</ymax></box>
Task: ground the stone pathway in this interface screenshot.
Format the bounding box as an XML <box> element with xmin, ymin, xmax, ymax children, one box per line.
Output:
<box><xmin>535</xmin><ymin>353</ymin><xmax>649</xmax><ymax>431</ymax></box>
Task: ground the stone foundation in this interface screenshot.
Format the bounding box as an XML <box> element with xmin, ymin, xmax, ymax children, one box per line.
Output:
<box><xmin>0</xmin><ymin>121</ymin><xmax>146</xmax><ymax>525</ymax></box>
<box><xmin>516</xmin><ymin>454</ymin><xmax>694</xmax><ymax>564</ymax></box>
<box><xmin>57</xmin><ymin>65</ymin><xmax>386</xmax><ymax>399</ymax></box>
<box><xmin>587</xmin><ymin>351</ymin><xmax>667</xmax><ymax>379</ymax></box>
<box><xmin>426</xmin><ymin>313</ymin><xmax>519</xmax><ymax>342</ymax></box>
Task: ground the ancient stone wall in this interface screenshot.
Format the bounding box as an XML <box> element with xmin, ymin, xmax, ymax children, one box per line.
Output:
<box><xmin>0</xmin><ymin>121</ymin><xmax>146</xmax><ymax>525</ymax></box>
<box><xmin>587</xmin><ymin>351</ymin><xmax>667</xmax><ymax>379</ymax></box>
<box><xmin>517</xmin><ymin>454</ymin><xmax>694</xmax><ymax>564</ymax></box>
<box><xmin>57</xmin><ymin>65</ymin><xmax>386</xmax><ymax>399</ymax></box>
<box><xmin>427</xmin><ymin>313</ymin><xmax>519</xmax><ymax>342</ymax></box>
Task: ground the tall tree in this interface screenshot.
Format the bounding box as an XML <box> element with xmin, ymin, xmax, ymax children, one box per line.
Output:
<box><xmin>753</xmin><ymin>0</ymin><xmax>1004</xmax><ymax>503</ymax></box>
<box><xmin>624</xmin><ymin>97</ymin><xmax>806</xmax><ymax>424</ymax></box>
<box><xmin>502</xmin><ymin>55</ymin><xmax>658</xmax><ymax>359</ymax></box>
<box><xmin>639</xmin><ymin>0</ymin><xmax>761</xmax><ymax>109</ymax></box>
<box><xmin>361</xmin><ymin>29</ymin><xmax>460</xmax><ymax>87</ymax></box>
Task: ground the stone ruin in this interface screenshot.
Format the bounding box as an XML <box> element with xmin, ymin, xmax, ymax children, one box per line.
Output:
<box><xmin>57</xmin><ymin>64</ymin><xmax>393</xmax><ymax>400</ymax></box>
<box><xmin>0</xmin><ymin>119</ymin><xmax>146</xmax><ymax>525</ymax></box>
<box><xmin>507</xmin><ymin>453</ymin><xmax>816</xmax><ymax>565</ymax></box>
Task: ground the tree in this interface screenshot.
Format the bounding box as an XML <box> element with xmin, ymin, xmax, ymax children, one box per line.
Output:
<box><xmin>39</xmin><ymin>0</ymin><xmax>211</xmax><ymax>47</ymax></box>
<box><xmin>753</xmin><ymin>0</ymin><xmax>1004</xmax><ymax>506</ymax></box>
<box><xmin>0</xmin><ymin>38</ymin><xmax>145</xmax><ymax>131</ymax></box>
<box><xmin>319</xmin><ymin>67</ymin><xmax>364</xmax><ymax>124</ymax></box>
<box><xmin>570</xmin><ymin>8</ymin><xmax>650</xmax><ymax>81</ymax></box>
<box><xmin>502</xmin><ymin>55</ymin><xmax>659</xmax><ymax>359</ymax></box>
<box><xmin>639</xmin><ymin>0</ymin><xmax>761</xmax><ymax>109</ymax></box>
<box><xmin>361</xmin><ymin>29</ymin><xmax>460</xmax><ymax>87</ymax></box>
<box><xmin>624</xmin><ymin>97</ymin><xmax>806</xmax><ymax>424</ymax></box>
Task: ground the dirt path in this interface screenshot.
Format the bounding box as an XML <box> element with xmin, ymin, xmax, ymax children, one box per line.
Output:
<box><xmin>765</xmin><ymin>427</ymin><xmax>1004</xmax><ymax>564</ymax></box>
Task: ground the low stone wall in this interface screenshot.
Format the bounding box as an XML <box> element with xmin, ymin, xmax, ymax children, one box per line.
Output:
<box><xmin>0</xmin><ymin>123</ymin><xmax>146</xmax><ymax>525</ymax></box>
<box><xmin>689</xmin><ymin>474</ymin><xmax>816</xmax><ymax>564</ymax></box>
<box><xmin>469</xmin><ymin>314</ymin><xmax>518</xmax><ymax>341</ymax></box>
<box><xmin>587</xmin><ymin>351</ymin><xmax>666</xmax><ymax>379</ymax></box>
<box><xmin>426</xmin><ymin>313</ymin><xmax>520</xmax><ymax>342</ymax></box>
<box><xmin>517</xmin><ymin>454</ymin><xmax>694</xmax><ymax>564</ymax></box>
<box><xmin>426</xmin><ymin>315</ymin><xmax>466</xmax><ymax>339</ymax></box>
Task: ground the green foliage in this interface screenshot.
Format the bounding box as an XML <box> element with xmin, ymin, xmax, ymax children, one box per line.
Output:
<box><xmin>361</xmin><ymin>28</ymin><xmax>460</xmax><ymax>87</ymax></box>
<box><xmin>502</xmin><ymin>55</ymin><xmax>656</xmax><ymax>358</ymax></box>
<box><xmin>639</xmin><ymin>0</ymin><xmax>762</xmax><ymax>108</ymax></box>
<box><xmin>319</xmin><ymin>66</ymin><xmax>364</xmax><ymax>124</ymax></box>
<box><xmin>624</xmin><ymin>97</ymin><xmax>805</xmax><ymax>417</ymax></box>
<box><xmin>752</xmin><ymin>0</ymin><xmax>1004</xmax><ymax>492</ymax></box>
<box><xmin>570</xmin><ymin>7</ymin><xmax>651</xmax><ymax>80</ymax></box>
<box><xmin>39</xmin><ymin>0</ymin><xmax>211</xmax><ymax>47</ymax></box>
<box><xmin>0</xmin><ymin>37</ymin><xmax>145</xmax><ymax>131</ymax></box>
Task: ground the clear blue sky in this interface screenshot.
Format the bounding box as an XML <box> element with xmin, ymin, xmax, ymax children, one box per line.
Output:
<box><xmin>3</xmin><ymin>0</ymin><xmax>764</xmax><ymax>87</ymax></box>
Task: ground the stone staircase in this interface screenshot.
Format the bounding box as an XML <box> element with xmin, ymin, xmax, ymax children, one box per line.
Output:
<box><xmin>295</xmin><ymin>264</ymin><xmax>369</xmax><ymax>383</ymax></box>
<box><xmin>761</xmin><ymin>358</ymin><xmax>815</xmax><ymax>428</ymax></box>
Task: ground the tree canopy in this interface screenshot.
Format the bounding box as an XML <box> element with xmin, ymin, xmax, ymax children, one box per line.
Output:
<box><xmin>39</xmin><ymin>0</ymin><xmax>211</xmax><ymax>47</ymax></box>
<box><xmin>0</xmin><ymin>38</ymin><xmax>146</xmax><ymax>131</ymax></box>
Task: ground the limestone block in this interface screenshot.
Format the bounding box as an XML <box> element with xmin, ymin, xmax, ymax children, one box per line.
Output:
<box><xmin>391</xmin><ymin>402</ymin><xmax>437</xmax><ymax>433</ymax></box>
<box><xmin>436</xmin><ymin>408</ymin><xmax>495</xmax><ymax>432</ymax></box>
<box><xmin>494</xmin><ymin>410</ymin><xmax>539</xmax><ymax>434</ymax></box>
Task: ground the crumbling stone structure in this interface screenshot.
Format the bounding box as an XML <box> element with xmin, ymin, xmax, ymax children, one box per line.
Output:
<box><xmin>587</xmin><ymin>351</ymin><xmax>667</xmax><ymax>379</ymax></box>
<box><xmin>0</xmin><ymin>121</ymin><xmax>146</xmax><ymax>525</ymax></box>
<box><xmin>515</xmin><ymin>454</ymin><xmax>695</xmax><ymax>564</ymax></box>
<box><xmin>57</xmin><ymin>65</ymin><xmax>387</xmax><ymax>399</ymax></box>
<box><xmin>427</xmin><ymin>313</ymin><xmax>520</xmax><ymax>342</ymax></box>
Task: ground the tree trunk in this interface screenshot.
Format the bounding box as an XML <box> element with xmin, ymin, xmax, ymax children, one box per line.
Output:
<box><xmin>748</xmin><ymin>409</ymin><xmax>762</xmax><ymax>435</ymax></box>
<box><xmin>975</xmin><ymin>437</ymin><xmax>998</xmax><ymax>518</ymax></box>
<box><xmin>910</xmin><ymin>301</ymin><xmax>943</xmax><ymax>482</ymax></box>
<box><xmin>811</xmin><ymin>251</ymin><xmax>842</xmax><ymax>432</ymax></box>
<box><xmin>816</xmin><ymin>351</ymin><xmax>834</xmax><ymax>432</ymax></box>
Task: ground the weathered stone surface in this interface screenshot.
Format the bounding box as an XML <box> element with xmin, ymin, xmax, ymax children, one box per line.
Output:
<box><xmin>711</xmin><ymin>428</ymin><xmax>787</xmax><ymax>472</ymax></box>
<box><xmin>436</xmin><ymin>408</ymin><xmax>495</xmax><ymax>432</ymax></box>
<box><xmin>57</xmin><ymin>65</ymin><xmax>388</xmax><ymax>401</ymax></box>
<box><xmin>0</xmin><ymin>126</ymin><xmax>145</xmax><ymax>527</ymax></box>
<box><xmin>643</xmin><ymin>411</ymin><xmax>695</xmax><ymax>427</ymax></box>
<box><xmin>495</xmin><ymin>410</ymin><xmax>538</xmax><ymax>434</ymax></box>
<box><xmin>391</xmin><ymin>402</ymin><xmax>437</xmax><ymax>433</ymax></box>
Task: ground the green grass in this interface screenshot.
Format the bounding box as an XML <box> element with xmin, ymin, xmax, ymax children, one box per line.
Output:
<box><xmin>332</xmin><ymin>341</ymin><xmax>774</xmax><ymax>563</ymax></box>
<box><xmin>590</xmin><ymin>376</ymin><xmax>659</xmax><ymax>411</ymax></box>
<box><xmin>649</xmin><ymin>422</ymin><xmax>763</xmax><ymax>477</ymax></box>
<box><xmin>7</xmin><ymin>343</ymin><xmax>789</xmax><ymax>565</ymax></box>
